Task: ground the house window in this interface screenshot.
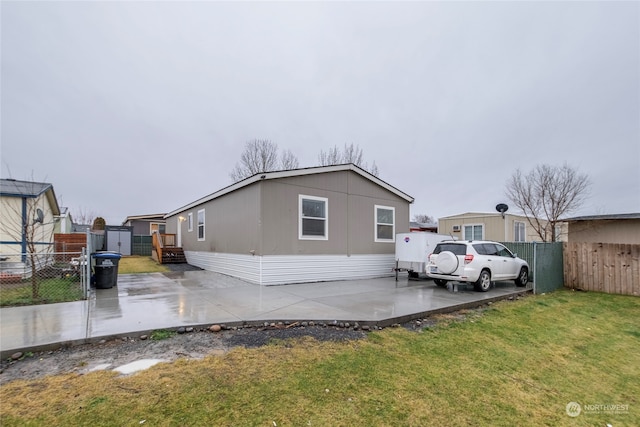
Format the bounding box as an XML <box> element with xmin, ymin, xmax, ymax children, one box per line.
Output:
<box><xmin>554</xmin><ymin>224</ymin><xmax>563</xmax><ymax>242</ymax></box>
<box><xmin>514</xmin><ymin>221</ymin><xmax>526</xmax><ymax>242</ymax></box>
<box><xmin>150</xmin><ymin>223</ymin><xmax>166</xmax><ymax>235</ymax></box>
<box><xmin>197</xmin><ymin>209</ymin><xmax>205</xmax><ymax>241</ymax></box>
<box><xmin>464</xmin><ymin>224</ymin><xmax>484</xmax><ymax>240</ymax></box>
<box><xmin>188</xmin><ymin>213</ymin><xmax>193</xmax><ymax>232</ymax></box>
<box><xmin>299</xmin><ymin>195</ymin><xmax>328</xmax><ymax>240</ymax></box>
<box><xmin>375</xmin><ymin>205</ymin><xmax>395</xmax><ymax>242</ymax></box>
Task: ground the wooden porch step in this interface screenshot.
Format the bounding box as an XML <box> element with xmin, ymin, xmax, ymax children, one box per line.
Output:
<box><xmin>162</xmin><ymin>248</ymin><xmax>187</xmax><ymax>264</ymax></box>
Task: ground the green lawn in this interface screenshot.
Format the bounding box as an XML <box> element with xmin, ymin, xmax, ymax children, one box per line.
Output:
<box><xmin>0</xmin><ymin>276</ymin><xmax>83</xmax><ymax>307</ymax></box>
<box><xmin>117</xmin><ymin>256</ymin><xmax>170</xmax><ymax>274</ymax></box>
<box><xmin>1</xmin><ymin>290</ymin><xmax>638</xmax><ymax>426</ymax></box>
<box><xmin>0</xmin><ymin>256</ymin><xmax>167</xmax><ymax>306</ymax></box>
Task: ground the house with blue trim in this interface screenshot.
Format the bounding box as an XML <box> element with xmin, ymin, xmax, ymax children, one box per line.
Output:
<box><xmin>0</xmin><ymin>178</ymin><xmax>60</xmax><ymax>262</ymax></box>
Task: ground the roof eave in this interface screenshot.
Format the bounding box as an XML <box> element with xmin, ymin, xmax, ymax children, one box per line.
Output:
<box><xmin>165</xmin><ymin>164</ymin><xmax>414</xmax><ymax>218</ymax></box>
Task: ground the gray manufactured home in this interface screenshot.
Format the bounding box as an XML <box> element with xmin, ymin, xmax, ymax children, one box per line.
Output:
<box><xmin>165</xmin><ymin>164</ymin><xmax>414</xmax><ymax>285</ymax></box>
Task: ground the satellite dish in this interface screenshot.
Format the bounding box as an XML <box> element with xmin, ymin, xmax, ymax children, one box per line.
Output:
<box><xmin>34</xmin><ymin>208</ymin><xmax>44</xmax><ymax>224</ymax></box>
<box><xmin>496</xmin><ymin>203</ymin><xmax>509</xmax><ymax>218</ymax></box>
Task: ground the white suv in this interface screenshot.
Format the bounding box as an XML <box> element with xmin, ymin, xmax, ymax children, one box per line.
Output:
<box><xmin>426</xmin><ymin>241</ymin><xmax>529</xmax><ymax>292</ymax></box>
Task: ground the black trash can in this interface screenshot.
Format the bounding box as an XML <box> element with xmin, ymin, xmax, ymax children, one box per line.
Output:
<box><xmin>92</xmin><ymin>252</ymin><xmax>122</xmax><ymax>289</ymax></box>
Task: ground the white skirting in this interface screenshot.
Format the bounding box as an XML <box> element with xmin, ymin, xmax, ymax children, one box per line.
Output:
<box><xmin>184</xmin><ymin>251</ymin><xmax>396</xmax><ymax>286</ymax></box>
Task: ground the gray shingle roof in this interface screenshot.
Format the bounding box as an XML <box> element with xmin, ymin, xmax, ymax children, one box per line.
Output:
<box><xmin>0</xmin><ymin>178</ymin><xmax>52</xmax><ymax>197</ymax></box>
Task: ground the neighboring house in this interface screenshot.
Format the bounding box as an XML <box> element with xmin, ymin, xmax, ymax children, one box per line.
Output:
<box><xmin>0</xmin><ymin>178</ymin><xmax>61</xmax><ymax>259</ymax></box>
<box><xmin>122</xmin><ymin>213</ymin><xmax>166</xmax><ymax>235</ymax></box>
<box><xmin>409</xmin><ymin>221</ymin><xmax>438</xmax><ymax>233</ymax></box>
<box><xmin>437</xmin><ymin>212</ymin><xmax>560</xmax><ymax>242</ymax></box>
<box><xmin>54</xmin><ymin>207</ymin><xmax>73</xmax><ymax>234</ymax></box>
<box><xmin>563</xmin><ymin>213</ymin><xmax>640</xmax><ymax>244</ymax></box>
<box><xmin>165</xmin><ymin>164</ymin><xmax>414</xmax><ymax>285</ymax></box>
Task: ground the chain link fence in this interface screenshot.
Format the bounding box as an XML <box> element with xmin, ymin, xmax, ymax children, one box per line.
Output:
<box><xmin>0</xmin><ymin>251</ymin><xmax>89</xmax><ymax>307</ymax></box>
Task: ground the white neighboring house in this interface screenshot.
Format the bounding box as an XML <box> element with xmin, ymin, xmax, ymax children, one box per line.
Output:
<box><xmin>54</xmin><ymin>207</ymin><xmax>74</xmax><ymax>234</ymax></box>
<box><xmin>0</xmin><ymin>179</ymin><xmax>61</xmax><ymax>267</ymax></box>
<box><xmin>437</xmin><ymin>212</ymin><xmax>566</xmax><ymax>242</ymax></box>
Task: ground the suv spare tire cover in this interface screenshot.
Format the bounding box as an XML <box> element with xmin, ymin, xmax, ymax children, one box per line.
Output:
<box><xmin>436</xmin><ymin>251</ymin><xmax>459</xmax><ymax>274</ymax></box>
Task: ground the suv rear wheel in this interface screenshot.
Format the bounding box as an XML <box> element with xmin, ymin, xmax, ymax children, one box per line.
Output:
<box><xmin>433</xmin><ymin>279</ymin><xmax>448</xmax><ymax>287</ymax></box>
<box><xmin>474</xmin><ymin>269</ymin><xmax>491</xmax><ymax>292</ymax></box>
<box><xmin>515</xmin><ymin>267</ymin><xmax>528</xmax><ymax>287</ymax></box>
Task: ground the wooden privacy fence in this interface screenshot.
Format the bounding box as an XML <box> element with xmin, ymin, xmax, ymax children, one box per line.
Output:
<box><xmin>54</xmin><ymin>233</ymin><xmax>86</xmax><ymax>262</ymax></box>
<box><xmin>564</xmin><ymin>243</ymin><xmax>640</xmax><ymax>296</ymax></box>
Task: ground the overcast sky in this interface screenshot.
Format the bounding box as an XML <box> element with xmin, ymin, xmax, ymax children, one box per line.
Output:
<box><xmin>2</xmin><ymin>1</ymin><xmax>638</xmax><ymax>225</ymax></box>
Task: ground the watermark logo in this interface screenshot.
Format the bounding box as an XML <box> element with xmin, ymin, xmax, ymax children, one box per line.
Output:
<box><xmin>566</xmin><ymin>402</ymin><xmax>581</xmax><ymax>417</ymax></box>
<box><xmin>566</xmin><ymin>402</ymin><xmax>630</xmax><ymax>417</ymax></box>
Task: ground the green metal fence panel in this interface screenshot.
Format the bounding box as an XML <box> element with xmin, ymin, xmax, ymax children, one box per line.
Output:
<box><xmin>132</xmin><ymin>235</ymin><xmax>153</xmax><ymax>256</ymax></box>
<box><xmin>533</xmin><ymin>242</ymin><xmax>564</xmax><ymax>294</ymax></box>
<box><xmin>502</xmin><ymin>242</ymin><xmax>564</xmax><ymax>294</ymax></box>
<box><xmin>502</xmin><ymin>242</ymin><xmax>535</xmax><ymax>279</ymax></box>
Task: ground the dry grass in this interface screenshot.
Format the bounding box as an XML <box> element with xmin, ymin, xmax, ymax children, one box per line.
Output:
<box><xmin>1</xmin><ymin>290</ymin><xmax>638</xmax><ymax>426</ymax></box>
<box><xmin>117</xmin><ymin>256</ymin><xmax>170</xmax><ymax>274</ymax></box>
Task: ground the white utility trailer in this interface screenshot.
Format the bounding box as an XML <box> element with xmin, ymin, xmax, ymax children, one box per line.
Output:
<box><xmin>394</xmin><ymin>232</ymin><xmax>454</xmax><ymax>280</ymax></box>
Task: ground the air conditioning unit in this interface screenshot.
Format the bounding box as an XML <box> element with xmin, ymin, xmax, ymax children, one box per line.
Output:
<box><xmin>452</xmin><ymin>225</ymin><xmax>461</xmax><ymax>232</ymax></box>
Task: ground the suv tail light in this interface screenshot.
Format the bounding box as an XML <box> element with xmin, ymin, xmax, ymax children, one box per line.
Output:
<box><xmin>464</xmin><ymin>254</ymin><xmax>474</xmax><ymax>264</ymax></box>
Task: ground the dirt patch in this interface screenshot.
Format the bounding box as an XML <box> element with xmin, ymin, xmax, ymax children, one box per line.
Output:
<box><xmin>0</xmin><ymin>300</ymin><xmax>505</xmax><ymax>385</ymax></box>
<box><xmin>0</xmin><ymin>323</ymin><xmax>369</xmax><ymax>385</ymax></box>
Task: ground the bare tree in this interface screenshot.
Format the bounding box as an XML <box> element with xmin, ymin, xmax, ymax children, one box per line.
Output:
<box><xmin>318</xmin><ymin>145</ymin><xmax>342</xmax><ymax>166</ymax></box>
<box><xmin>72</xmin><ymin>207</ymin><xmax>97</xmax><ymax>227</ymax></box>
<box><xmin>341</xmin><ymin>143</ymin><xmax>365</xmax><ymax>166</ymax></box>
<box><xmin>318</xmin><ymin>143</ymin><xmax>379</xmax><ymax>176</ymax></box>
<box><xmin>230</xmin><ymin>139</ymin><xmax>300</xmax><ymax>182</ymax></box>
<box><xmin>505</xmin><ymin>163</ymin><xmax>591</xmax><ymax>242</ymax></box>
<box><xmin>413</xmin><ymin>214</ymin><xmax>435</xmax><ymax>224</ymax></box>
<box><xmin>280</xmin><ymin>149</ymin><xmax>299</xmax><ymax>170</ymax></box>
<box><xmin>368</xmin><ymin>161</ymin><xmax>380</xmax><ymax>177</ymax></box>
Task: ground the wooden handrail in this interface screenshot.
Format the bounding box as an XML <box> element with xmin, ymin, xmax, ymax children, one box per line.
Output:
<box><xmin>152</xmin><ymin>231</ymin><xmax>163</xmax><ymax>262</ymax></box>
<box><xmin>152</xmin><ymin>232</ymin><xmax>178</xmax><ymax>264</ymax></box>
<box><xmin>163</xmin><ymin>234</ymin><xmax>176</xmax><ymax>247</ymax></box>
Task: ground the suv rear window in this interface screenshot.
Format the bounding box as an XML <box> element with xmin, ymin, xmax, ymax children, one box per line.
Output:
<box><xmin>434</xmin><ymin>243</ymin><xmax>467</xmax><ymax>256</ymax></box>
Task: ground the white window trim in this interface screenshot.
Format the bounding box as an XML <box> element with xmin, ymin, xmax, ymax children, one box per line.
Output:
<box><xmin>514</xmin><ymin>221</ymin><xmax>526</xmax><ymax>242</ymax></box>
<box><xmin>299</xmin><ymin>195</ymin><xmax>328</xmax><ymax>240</ymax></box>
<box><xmin>149</xmin><ymin>222</ymin><xmax>165</xmax><ymax>234</ymax></box>
<box><xmin>463</xmin><ymin>223</ymin><xmax>484</xmax><ymax>240</ymax></box>
<box><xmin>374</xmin><ymin>205</ymin><xmax>395</xmax><ymax>242</ymax></box>
<box><xmin>187</xmin><ymin>212</ymin><xmax>193</xmax><ymax>232</ymax></box>
<box><xmin>197</xmin><ymin>209</ymin><xmax>205</xmax><ymax>241</ymax></box>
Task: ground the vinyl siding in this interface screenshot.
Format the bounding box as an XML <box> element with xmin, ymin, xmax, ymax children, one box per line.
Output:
<box><xmin>185</xmin><ymin>251</ymin><xmax>261</xmax><ymax>283</ymax></box>
<box><xmin>260</xmin><ymin>171</ymin><xmax>409</xmax><ymax>256</ymax></box>
<box><xmin>185</xmin><ymin>250</ymin><xmax>395</xmax><ymax>285</ymax></box>
<box><xmin>260</xmin><ymin>180</ymin><xmax>348</xmax><ymax>255</ymax></box>
<box><xmin>169</xmin><ymin>184</ymin><xmax>262</xmax><ymax>255</ymax></box>
<box><xmin>166</xmin><ymin>167</ymin><xmax>412</xmax><ymax>284</ymax></box>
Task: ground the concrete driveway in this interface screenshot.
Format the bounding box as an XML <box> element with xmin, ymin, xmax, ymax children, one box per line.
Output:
<box><xmin>0</xmin><ymin>270</ymin><xmax>529</xmax><ymax>357</ymax></box>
